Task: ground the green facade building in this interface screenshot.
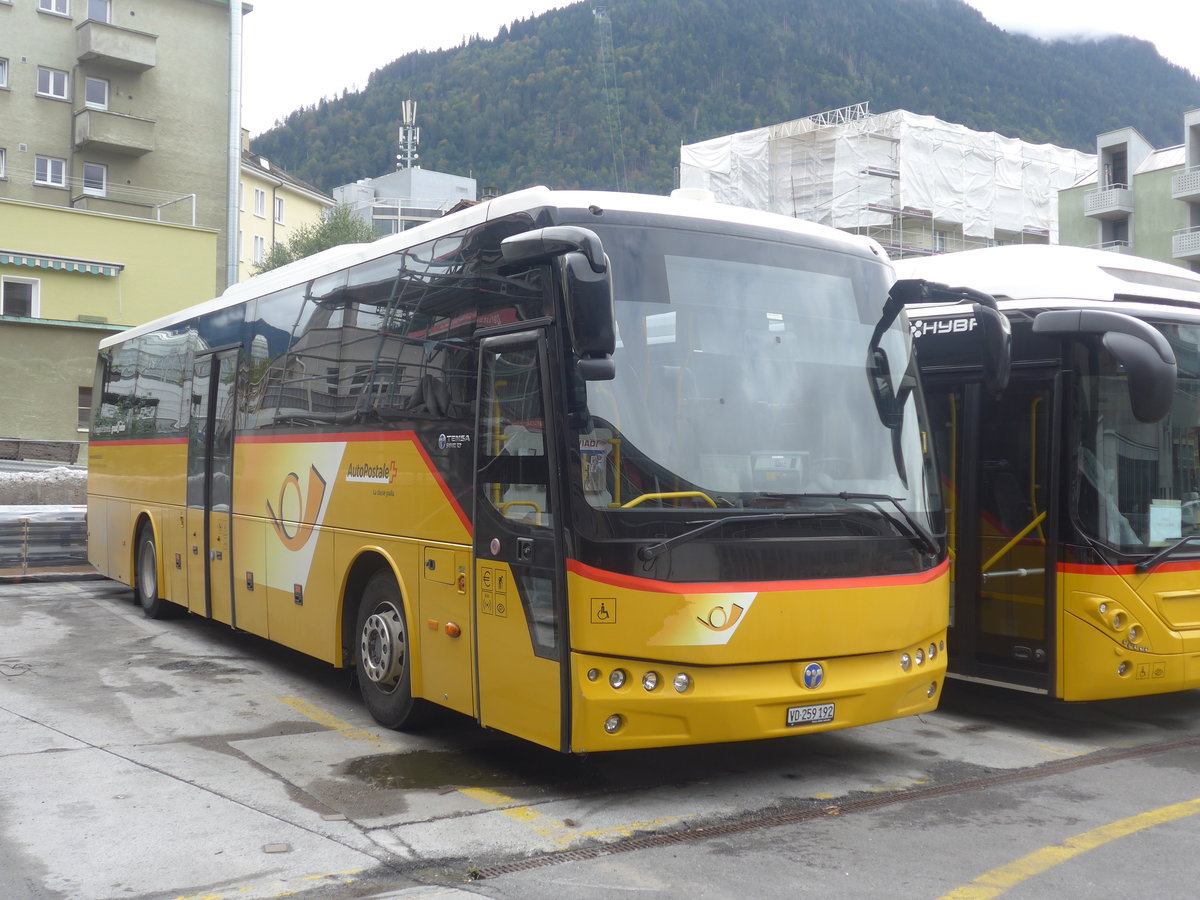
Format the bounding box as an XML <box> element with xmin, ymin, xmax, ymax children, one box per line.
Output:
<box><xmin>1058</xmin><ymin>109</ymin><xmax>1200</xmax><ymax>273</ymax></box>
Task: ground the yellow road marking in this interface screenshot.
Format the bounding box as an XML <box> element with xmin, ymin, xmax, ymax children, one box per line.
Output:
<box><xmin>939</xmin><ymin>796</ymin><xmax>1200</xmax><ymax>899</ymax></box>
<box><xmin>459</xmin><ymin>786</ymin><xmax>684</xmax><ymax>845</ymax></box>
<box><xmin>276</xmin><ymin>697</ymin><xmax>384</xmax><ymax>744</ymax></box>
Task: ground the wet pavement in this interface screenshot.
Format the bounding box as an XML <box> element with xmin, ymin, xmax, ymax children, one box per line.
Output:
<box><xmin>4</xmin><ymin>578</ymin><xmax>1200</xmax><ymax>899</ymax></box>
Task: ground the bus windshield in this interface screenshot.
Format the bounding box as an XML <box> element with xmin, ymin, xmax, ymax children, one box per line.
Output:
<box><xmin>1076</xmin><ymin>323</ymin><xmax>1200</xmax><ymax>552</ymax></box>
<box><xmin>572</xmin><ymin>224</ymin><xmax>937</xmax><ymax>529</ymax></box>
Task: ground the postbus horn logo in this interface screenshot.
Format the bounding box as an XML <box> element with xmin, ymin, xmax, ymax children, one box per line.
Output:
<box><xmin>266</xmin><ymin>465</ymin><xmax>327</xmax><ymax>551</ymax></box>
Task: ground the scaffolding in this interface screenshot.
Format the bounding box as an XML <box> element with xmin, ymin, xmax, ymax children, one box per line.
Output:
<box><xmin>680</xmin><ymin>105</ymin><xmax>1096</xmax><ymax>256</ymax></box>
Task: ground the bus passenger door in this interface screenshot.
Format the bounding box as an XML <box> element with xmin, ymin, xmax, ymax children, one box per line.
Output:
<box><xmin>185</xmin><ymin>349</ymin><xmax>239</xmax><ymax>625</ymax></box>
<box><xmin>926</xmin><ymin>372</ymin><xmax>1056</xmax><ymax>692</ymax></box>
<box><xmin>473</xmin><ymin>331</ymin><xmax>567</xmax><ymax>751</ymax></box>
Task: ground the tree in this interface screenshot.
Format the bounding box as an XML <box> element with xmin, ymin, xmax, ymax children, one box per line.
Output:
<box><xmin>253</xmin><ymin>203</ymin><xmax>376</xmax><ymax>275</ymax></box>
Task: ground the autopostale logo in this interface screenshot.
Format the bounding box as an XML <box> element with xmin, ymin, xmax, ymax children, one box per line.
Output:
<box><xmin>345</xmin><ymin>460</ymin><xmax>397</xmax><ymax>484</ymax></box>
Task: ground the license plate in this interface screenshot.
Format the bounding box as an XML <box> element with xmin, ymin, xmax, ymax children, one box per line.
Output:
<box><xmin>786</xmin><ymin>702</ymin><xmax>835</xmax><ymax>726</ymax></box>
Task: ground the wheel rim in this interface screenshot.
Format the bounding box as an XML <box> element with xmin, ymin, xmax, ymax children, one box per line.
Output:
<box><xmin>360</xmin><ymin>601</ymin><xmax>406</xmax><ymax>691</ymax></box>
<box><xmin>137</xmin><ymin>534</ymin><xmax>157</xmax><ymax>602</ymax></box>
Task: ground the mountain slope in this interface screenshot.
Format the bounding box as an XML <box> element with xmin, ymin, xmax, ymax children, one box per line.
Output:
<box><xmin>253</xmin><ymin>0</ymin><xmax>1200</xmax><ymax>196</ymax></box>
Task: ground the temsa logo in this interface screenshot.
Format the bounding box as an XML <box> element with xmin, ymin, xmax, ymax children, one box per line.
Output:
<box><xmin>266</xmin><ymin>465</ymin><xmax>327</xmax><ymax>551</ymax></box>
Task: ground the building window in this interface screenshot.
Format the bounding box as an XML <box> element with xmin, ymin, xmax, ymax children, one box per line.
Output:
<box><xmin>253</xmin><ymin>235</ymin><xmax>266</xmax><ymax>264</ymax></box>
<box><xmin>84</xmin><ymin>76</ymin><xmax>108</xmax><ymax>109</ymax></box>
<box><xmin>0</xmin><ymin>148</ymin><xmax>6</xmax><ymax>180</ymax></box>
<box><xmin>238</xmin><ymin>229</ymin><xmax>244</xmax><ymax>262</ymax></box>
<box><xmin>934</xmin><ymin>230</ymin><xmax>948</xmax><ymax>253</ymax></box>
<box><xmin>274</xmin><ymin>196</ymin><xmax>285</xmax><ymax>224</ymax></box>
<box><xmin>0</xmin><ymin>58</ymin><xmax>8</xmax><ymax>89</ymax></box>
<box><xmin>77</xmin><ymin>387</ymin><xmax>93</xmax><ymax>431</ymax></box>
<box><xmin>34</xmin><ymin>155</ymin><xmax>67</xmax><ymax>187</ymax></box>
<box><xmin>38</xmin><ymin>0</ymin><xmax>69</xmax><ymax>14</ymax></box>
<box><xmin>238</xmin><ymin>182</ymin><xmax>244</xmax><ymax>211</ymax></box>
<box><xmin>37</xmin><ymin>67</ymin><xmax>70</xmax><ymax>100</ymax></box>
<box><xmin>83</xmin><ymin>162</ymin><xmax>107</xmax><ymax>196</ymax></box>
<box><xmin>253</xmin><ymin>188</ymin><xmax>266</xmax><ymax>217</ymax></box>
<box><xmin>87</xmin><ymin>0</ymin><xmax>110</xmax><ymax>22</ymax></box>
<box><xmin>1</xmin><ymin>277</ymin><xmax>38</xmax><ymax>318</ymax></box>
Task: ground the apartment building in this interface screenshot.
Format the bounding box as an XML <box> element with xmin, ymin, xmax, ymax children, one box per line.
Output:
<box><xmin>0</xmin><ymin>0</ymin><xmax>241</xmax><ymax>459</ymax></box>
<box><xmin>1058</xmin><ymin>109</ymin><xmax>1200</xmax><ymax>272</ymax></box>
<box><xmin>238</xmin><ymin>131</ymin><xmax>333</xmax><ymax>282</ymax></box>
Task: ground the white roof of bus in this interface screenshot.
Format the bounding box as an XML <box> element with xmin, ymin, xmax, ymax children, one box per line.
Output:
<box><xmin>893</xmin><ymin>244</ymin><xmax>1200</xmax><ymax>308</ymax></box>
<box><xmin>100</xmin><ymin>185</ymin><xmax>883</xmax><ymax>350</ymax></box>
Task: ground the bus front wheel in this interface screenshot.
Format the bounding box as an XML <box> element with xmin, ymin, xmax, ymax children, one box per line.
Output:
<box><xmin>135</xmin><ymin>522</ymin><xmax>173</xmax><ymax>619</ymax></box>
<box><xmin>355</xmin><ymin>571</ymin><xmax>428</xmax><ymax>730</ymax></box>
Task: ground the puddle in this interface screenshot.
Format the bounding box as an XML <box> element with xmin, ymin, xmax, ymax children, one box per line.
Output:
<box><xmin>157</xmin><ymin>659</ymin><xmax>260</xmax><ymax>676</ymax></box>
<box><xmin>341</xmin><ymin>747</ymin><xmax>588</xmax><ymax>794</ymax></box>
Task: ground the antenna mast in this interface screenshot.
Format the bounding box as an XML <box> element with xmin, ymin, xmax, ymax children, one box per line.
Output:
<box><xmin>397</xmin><ymin>99</ymin><xmax>420</xmax><ymax>170</ymax></box>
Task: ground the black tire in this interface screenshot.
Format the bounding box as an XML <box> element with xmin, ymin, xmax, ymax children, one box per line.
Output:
<box><xmin>134</xmin><ymin>522</ymin><xmax>173</xmax><ymax>619</ymax></box>
<box><xmin>354</xmin><ymin>570</ymin><xmax>429</xmax><ymax>730</ymax></box>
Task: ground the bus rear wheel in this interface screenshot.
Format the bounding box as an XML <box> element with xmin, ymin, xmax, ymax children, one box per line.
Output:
<box><xmin>355</xmin><ymin>571</ymin><xmax>428</xmax><ymax>729</ymax></box>
<box><xmin>135</xmin><ymin>522</ymin><xmax>173</xmax><ymax>619</ymax></box>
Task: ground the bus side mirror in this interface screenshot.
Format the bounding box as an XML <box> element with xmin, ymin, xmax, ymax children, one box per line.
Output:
<box><xmin>1033</xmin><ymin>309</ymin><xmax>1177</xmax><ymax>423</ymax></box>
<box><xmin>502</xmin><ymin>226</ymin><xmax>616</xmax><ymax>381</ymax></box>
<box><xmin>889</xmin><ymin>278</ymin><xmax>1011</xmax><ymax>393</ymax></box>
<box><xmin>973</xmin><ymin>303</ymin><xmax>1011</xmax><ymax>394</ymax></box>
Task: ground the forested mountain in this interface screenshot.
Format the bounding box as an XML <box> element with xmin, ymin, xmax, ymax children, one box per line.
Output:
<box><xmin>253</xmin><ymin>0</ymin><xmax>1200</xmax><ymax>196</ymax></box>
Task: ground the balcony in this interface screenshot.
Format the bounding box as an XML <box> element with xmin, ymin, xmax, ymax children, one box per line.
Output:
<box><xmin>1090</xmin><ymin>241</ymin><xmax>1134</xmax><ymax>255</ymax></box>
<box><xmin>76</xmin><ymin>20</ymin><xmax>156</xmax><ymax>72</ymax></box>
<box><xmin>74</xmin><ymin>108</ymin><xmax>155</xmax><ymax>156</ymax></box>
<box><xmin>1173</xmin><ymin>227</ymin><xmax>1200</xmax><ymax>262</ymax></box>
<box><xmin>1173</xmin><ymin>167</ymin><xmax>1200</xmax><ymax>203</ymax></box>
<box><xmin>1084</xmin><ymin>184</ymin><xmax>1134</xmax><ymax>220</ymax></box>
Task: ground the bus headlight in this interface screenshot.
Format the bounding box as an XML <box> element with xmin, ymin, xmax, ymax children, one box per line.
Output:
<box><xmin>673</xmin><ymin>673</ymin><xmax>691</xmax><ymax>693</ymax></box>
<box><xmin>609</xmin><ymin>669</ymin><xmax>627</xmax><ymax>689</ymax></box>
<box><xmin>1128</xmin><ymin>625</ymin><xmax>1140</xmax><ymax>643</ymax></box>
<box><xmin>915</xmin><ymin>648</ymin><xmax>925</xmax><ymax>666</ymax></box>
<box><xmin>1118</xmin><ymin>661</ymin><xmax>1130</xmax><ymax>676</ymax></box>
<box><xmin>604</xmin><ymin>714</ymin><xmax>623</xmax><ymax>734</ymax></box>
<box><xmin>642</xmin><ymin>671</ymin><xmax>660</xmax><ymax>692</ymax></box>
<box><xmin>928</xmin><ymin>643</ymin><xmax>938</xmax><ymax>660</ymax></box>
<box><xmin>1112</xmin><ymin>613</ymin><xmax>1124</xmax><ymax>630</ymax></box>
<box><xmin>900</xmin><ymin>653</ymin><xmax>912</xmax><ymax>672</ymax></box>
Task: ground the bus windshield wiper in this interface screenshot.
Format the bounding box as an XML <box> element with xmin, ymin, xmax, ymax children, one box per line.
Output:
<box><xmin>637</xmin><ymin>512</ymin><xmax>818</xmax><ymax>562</ymax></box>
<box><xmin>1135</xmin><ymin>534</ymin><xmax>1200</xmax><ymax>573</ymax></box>
<box><xmin>801</xmin><ymin>492</ymin><xmax>940</xmax><ymax>557</ymax></box>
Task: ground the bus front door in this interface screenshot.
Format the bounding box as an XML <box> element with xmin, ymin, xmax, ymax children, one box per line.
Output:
<box><xmin>927</xmin><ymin>372</ymin><xmax>1056</xmax><ymax>692</ymax></box>
<box><xmin>185</xmin><ymin>349</ymin><xmax>239</xmax><ymax>625</ymax></box>
<box><xmin>473</xmin><ymin>331</ymin><xmax>567</xmax><ymax>751</ymax></box>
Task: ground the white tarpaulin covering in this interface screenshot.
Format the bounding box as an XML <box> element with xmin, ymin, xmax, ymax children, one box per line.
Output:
<box><xmin>680</xmin><ymin>109</ymin><xmax>1096</xmax><ymax>242</ymax></box>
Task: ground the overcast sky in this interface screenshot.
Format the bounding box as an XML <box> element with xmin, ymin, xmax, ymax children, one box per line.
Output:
<box><xmin>241</xmin><ymin>0</ymin><xmax>1197</xmax><ymax>136</ymax></box>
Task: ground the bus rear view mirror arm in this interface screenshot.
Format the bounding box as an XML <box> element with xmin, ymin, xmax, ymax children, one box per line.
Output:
<box><xmin>1033</xmin><ymin>309</ymin><xmax>1177</xmax><ymax>424</ymax></box>
<box><xmin>502</xmin><ymin>226</ymin><xmax>616</xmax><ymax>381</ymax></box>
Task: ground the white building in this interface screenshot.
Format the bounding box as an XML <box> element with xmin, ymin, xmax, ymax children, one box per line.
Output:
<box><xmin>680</xmin><ymin>103</ymin><xmax>1096</xmax><ymax>258</ymax></box>
<box><xmin>334</xmin><ymin>168</ymin><xmax>477</xmax><ymax>237</ymax></box>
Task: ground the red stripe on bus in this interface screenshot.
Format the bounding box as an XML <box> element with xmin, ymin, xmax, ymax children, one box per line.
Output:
<box><xmin>1060</xmin><ymin>560</ymin><xmax>1200</xmax><ymax>576</ymax></box>
<box><xmin>566</xmin><ymin>557</ymin><xmax>950</xmax><ymax>595</ymax></box>
<box><xmin>234</xmin><ymin>429</ymin><xmax>473</xmax><ymax>535</ymax></box>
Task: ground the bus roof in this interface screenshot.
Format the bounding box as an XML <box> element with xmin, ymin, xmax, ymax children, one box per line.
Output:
<box><xmin>100</xmin><ymin>186</ymin><xmax>885</xmax><ymax>351</ymax></box>
<box><xmin>893</xmin><ymin>244</ymin><xmax>1200</xmax><ymax>308</ymax></box>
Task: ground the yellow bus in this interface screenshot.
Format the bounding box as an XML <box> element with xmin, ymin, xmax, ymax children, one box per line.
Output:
<box><xmin>88</xmin><ymin>187</ymin><xmax>993</xmax><ymax>752</ymax></box>
<box><xmin>899</xmin><ymin>244</ymin><xmax>1200</xmax><ymax>700</ymax></box>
